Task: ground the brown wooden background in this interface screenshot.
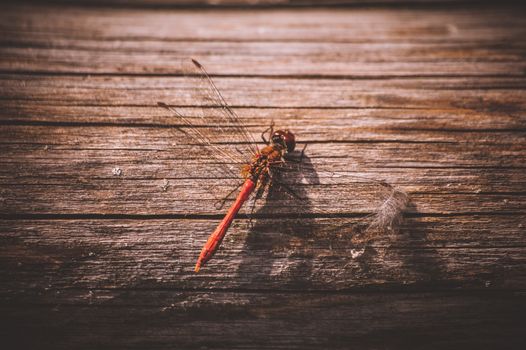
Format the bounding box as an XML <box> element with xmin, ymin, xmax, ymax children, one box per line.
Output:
<box><xmin>1</xmin><ymin>1</ymin><xmax>525</xmax><ymax>349</ymax></box>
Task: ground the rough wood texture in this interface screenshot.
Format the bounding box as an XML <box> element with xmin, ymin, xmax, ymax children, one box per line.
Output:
<box><xmin>1</xmin><ymin>2</ymin><xmax>525</xmax><ymax>349</ymax></box>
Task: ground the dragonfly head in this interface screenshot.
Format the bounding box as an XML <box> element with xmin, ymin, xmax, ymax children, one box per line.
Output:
<box><xmin>271</xmin><ymin>129</ymin><xmax>296</xmax><ymax>153</ymax></box>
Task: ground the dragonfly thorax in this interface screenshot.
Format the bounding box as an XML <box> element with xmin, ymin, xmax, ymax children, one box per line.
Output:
<box><xmin>241</xmin><ymin>144</ymin><xmax>284</xmax><ymax>182</ymax></box>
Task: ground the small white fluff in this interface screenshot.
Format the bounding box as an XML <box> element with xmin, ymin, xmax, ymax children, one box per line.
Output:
<box><xmin>367</xmin><ymin>186</ymin><xmax>409</xmax><ymax>234</ymax></box>
<box><xmin>112</xmin><ymin>167</ymin><xmax>123</xmax><ymax>176</ymax></box>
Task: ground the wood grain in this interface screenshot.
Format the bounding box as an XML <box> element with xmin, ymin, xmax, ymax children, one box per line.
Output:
<box><xmin>2</xmin><ymin>5</ymin><xmax>525</xmax><ymax>44</ymax></box>
<box><xmin>0</xmin><ymin>2</ymin><xmax>525</xmax><ymax>349</ymax></box>
<box><xmin>2</xmin><ymin>41</ymin><xmax>525</xmax><ymax>76</ymax></box>
<box><xmin>1</xmin><ymin>124</ymin><xmax>525</xmax><ymax>215</ymax></box>
<box><xmin>2</xmin><ymin>75</ymin><xmax>526</xmax><ymax>111</ymax></box>
<box><xmin>3</xmin><ymin>291</ymin><xmax>525</xmax><ymax>350</ymax></box>
<box><xmin>2</xmin><ymin>291</ymin><xmax>525</xmax><ymax>350</ymax></box>
<box><xmin>1</xmin><ymin>217</ymin><xmax>526</xmax><ymax>291</ymax></box>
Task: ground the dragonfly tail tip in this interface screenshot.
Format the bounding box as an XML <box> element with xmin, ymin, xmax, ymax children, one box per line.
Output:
<box><xmin>191</xmin><ymin>58</ymin><xmax>203</xmax><ymax>69</ymax></box>
<box><xmin>194</xmin><ymin>263</ymin><xmax>201</xmax><ymax>273</ymax></box>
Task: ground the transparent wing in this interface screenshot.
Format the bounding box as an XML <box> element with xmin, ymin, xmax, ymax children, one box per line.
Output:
<box><xmin>158</xmin><ymin>58</ymin><xmax>259</xmax><ymax>179</ymax></box>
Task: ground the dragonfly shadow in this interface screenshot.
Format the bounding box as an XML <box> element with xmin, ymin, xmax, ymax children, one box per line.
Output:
<box><xmin>234</xmin><ymin>153</ymin><xmax>446</xmax><ymax>290</ymax></box>
<box><xmin>235</xmin><ymin>150</ymin><xmax>321</xmax><ymax>288</ymax></box>
<box><xmin>392</xmin><ymin>202</ymin><xmax>449</xmax><ymax>287</ymax></box>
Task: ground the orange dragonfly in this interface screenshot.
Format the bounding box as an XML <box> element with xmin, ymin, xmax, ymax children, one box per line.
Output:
<box><xmin>158</xmin><ymin>59</ymin><xmax>407</xmax><ymax>272</ymax></box>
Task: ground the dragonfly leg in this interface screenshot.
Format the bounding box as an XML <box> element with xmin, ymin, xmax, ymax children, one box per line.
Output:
<box><xmin>284</xmin><ymin>143</ymin><xmax>308</xmax><ymax>164</ymax></box>
<box><xmin>299</xmin><ymin>143</ymin><xmax>308</xmax><ymax>163</ymax></box>
<box><xmin>266</xmin><ymin>165</ymin><xmax>302</xmax><ymax>200</ymax></box>
<box><xmin>248</xmin><ymin>183</ymin><xmax>266</xmax><ymax>227</ymax></box>
<box><xmin>248</xmin><ymin>196</ymin><xmax>258</xmax><ymax>227</ymax></box>
<box><xmin>214</xmin><ymin>181</ymin><xmax>244</xmax><ymax>210</ymax></box>
<box><xmin>260</xmin><ymin>121</ymin><xmax>275</xmax><ymax>145</ymax></box>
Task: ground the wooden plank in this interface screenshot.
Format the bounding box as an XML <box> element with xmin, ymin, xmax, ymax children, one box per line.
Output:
<box><xmin>2</xmin><ymin>291</ymin><xmax>525</xmax><ymax>349</ymax></box>
<box><xmin>1</xmin><ymin>122</ymin><xmax>526</xmax><ymax>148</ymax></box>
<box><xmin>0</xmin><ymin>124</ymin><xmax>525</xmax><ymax>215</ymax></box>
<box><xmin>2</xmin><ymin>5</ymin><xmax>525</xmax><ymax>44</ymax></box>
<box><xmin>2</xmin><ymin>75</ymin><xmax>526</xmax><ymax>110</ymax></box>
<box><xmin>2</xmin><ymin>105</ymin><xmax>525</xmax><ymax>131</ymax></box>
<box><xmin>1</xmin><ymin>40</ymin><xmax>525</xmax><ymax>76</ymax></box>
<box><xmin>1</xmin><ymin>217</ymin><xmax>525</xmax><ymax>291</ymax></box>
<box><xmin>1</xmin><ymin>180</ymin><xmax>524</xmax><ymax>215</ymax></box>
<box><xmin>0</xmin><ymin>290</ymin><xmax>525</xmax><ymax>349</ymax></box>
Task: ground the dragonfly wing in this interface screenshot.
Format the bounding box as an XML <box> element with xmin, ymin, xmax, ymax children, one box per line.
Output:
<box><xmin>158</xmin><ymin>58</ymin><xmax>259</xmax><ymax>178</ymax></box>
<box><xmin>158</xmin><ymin>58</ymin><xmax>261</xmax><ymax>205</ymax></box>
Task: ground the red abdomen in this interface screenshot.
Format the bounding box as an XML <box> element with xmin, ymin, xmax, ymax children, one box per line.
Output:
<box><xmin>194</xmin><ymin>178</ymin><xmax>255</xmax><ymax>272</ymax></box>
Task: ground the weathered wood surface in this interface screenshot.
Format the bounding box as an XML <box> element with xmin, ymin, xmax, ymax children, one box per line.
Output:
<box><xmin>1</xmin><ymin>2</ymin><xmax>525</xmax><ymax>349</ymax></box>
<box><xmin>24</xmin><ymin>0</ymin><xmax>498</xmax><ymax>7</ymax></box>
<box><xmin>2</xmin><ymin>5</ymin><xmax>526</xmax><ymax>76</ymax></box>
<box><xmin>3</xmin><ymin>291</ymin><xmax>525</xmax><ymax>349</ymax></box>
<box><xmin>2</xmin><ymin>217</ymin><xmax>526</xmax><ymax>291</ymax></box>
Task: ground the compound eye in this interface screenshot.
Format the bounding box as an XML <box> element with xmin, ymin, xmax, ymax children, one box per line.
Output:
<box><xmin>271</xmin><ymin>133</ymin><xmax>282</xmax><ymax>145</ymax></box>
<box><xmin>282</xmin><ymin>131</ymin><xmax>296</xmax><ymax>152</ymax></box>
<box><xmin>272</xmin><ymin>130</ymin><xmax>296</xmax><ymax>152</ymax></box>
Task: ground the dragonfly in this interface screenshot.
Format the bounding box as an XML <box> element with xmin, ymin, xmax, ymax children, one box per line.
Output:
<box><xmin>158</xmin><ymin>59</ymin><xmax>408</xmax><ymax>273</ymax></box>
